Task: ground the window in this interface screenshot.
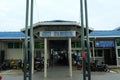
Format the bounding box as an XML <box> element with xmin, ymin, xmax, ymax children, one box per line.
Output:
<box><xmin>90</xmin><ymin>50</ymin><xmax>103</xmax><ymax>57</ymax></box>
<box><xmin>118</xmin><ymin>49</ymin><xmax>120</xmax><ymax>57</ymax></box>
<box><xmin>35</xmin><ymin>50</ymin><xmax>42</xmax><ymax>58</ymax></box>
<box><xmin>8</xmin><ymin>42</ymin><xmax>22</xmax><ymax>48</ymax></box>
<box><xmin>76</xmin><ymin>42</ymin><xmax>81</xmax><ymax>48</ymax></box>
<box><xmin>35</xmin><ymin>42</ymin><xmax>44</xmax><ymax>48</ymax></box>
<box><xmin>72</xmin><ymin>42</ymin><xmax>75</xmax><ymax>48</ymax></box>
<box><xmin>72</xmin><ymin>41</ymin><xmax>81</xmax><ymax>48</ymax></box>
<box><xmin>116</xmin><ymin>39</ymin><xmax>120</xmax><ymax>46</ymax></box>
<box><xmin>8</xmin><ymin>43</ymin><xmax>14</xmax><ymax>48</ymax></box>
<box><xmin>95</xmin><ymin>50</ymin><xmax>103</xmax><ymax>57</ymax></box>
<box><xmin>14</xmin><ymin>42</ymin><xmax>20</xmax><ymax>48</ymax></box>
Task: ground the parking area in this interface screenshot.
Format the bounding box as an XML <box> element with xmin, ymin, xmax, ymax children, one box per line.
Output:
<box><xmin>0</xmin><ymin>66</ymin><xmax>120</xmax><ymax>80</ymax></box>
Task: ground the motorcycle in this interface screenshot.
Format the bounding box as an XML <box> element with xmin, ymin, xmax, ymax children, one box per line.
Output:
<box><xmin>77</xmin><ymin>60</ymin><xmax>110</xmax><ymax>72</ymax></box>
<box><xmin>91</xmin><ymin>63</ymin><xmax>110</xmax><ymax>72</ymax></box>
<box><xmin>87</xmin><ymin>61</ymin><xmax>110</xmax><ymax>72</ymax></box>
<box><xmin>34</xmin><ymin>58</ymin><xmax>44</xmax><ymax>71</ymax></box>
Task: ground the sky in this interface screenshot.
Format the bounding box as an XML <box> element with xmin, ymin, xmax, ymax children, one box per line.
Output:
<box><xmin>0</xmin><ymin>0</ymin><xmax>120</xmax><ymax>31</ymax></box>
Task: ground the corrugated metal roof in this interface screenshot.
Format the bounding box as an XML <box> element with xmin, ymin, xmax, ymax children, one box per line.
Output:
<box><xmin>89</xmin><ymin>30</ymin><xmax>120</xmax><ymax>38</ymax></box>
<box><xmin>21</xmin><ymin>20</ymin><xmax>81</xmax><ymax>31</ymax></box>
<box><xmin>2</xmin><ymin>30</ymin><xmax>120</xmax><ymax>39</ymax></box>
<box><xmin>113</xmin><ymin>26</ymin><xmax>120</xmax><ymax>30</ymax></box>
<box><xmin>0</xmin><ymin>32</ymin><xmax>25</xmax><ymax>39</ymax></box>
<box><xmin>42</xmin><ymin>20</ymin><xmax>76</xmax><ymax>22</ymax></box>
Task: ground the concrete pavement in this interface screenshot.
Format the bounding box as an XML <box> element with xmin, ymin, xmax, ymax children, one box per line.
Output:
<box><xmin>1</xmin><ymin>66</ymin><xmax>120</xmax><ymax>80</ymax></box>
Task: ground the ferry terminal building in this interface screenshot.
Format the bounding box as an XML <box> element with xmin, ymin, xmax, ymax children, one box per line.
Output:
<box><xmin>0</xmin><ymin>20</ymin><xmax>120</xmax><ymax>77</ymax></box>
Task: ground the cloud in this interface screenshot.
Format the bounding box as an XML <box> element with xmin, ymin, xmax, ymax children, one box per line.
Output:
<box><xmin>34</xmin><ymin>0</ymin><xmax>80</xmax><ymax>22</ymax></box>
<box><xmin>0</xmin><ymin>0</ymin><xmax>25</xmax><ymax>31</ymax></box>
<box><xmin>88</xmin><ymin>0</ymin><xmax>120</xmax><ymax>30</ymax></box>
<box><xmin>0</xmin><ymin>0</ymin><xmax>120</xmax><ymax>31</ymax></box>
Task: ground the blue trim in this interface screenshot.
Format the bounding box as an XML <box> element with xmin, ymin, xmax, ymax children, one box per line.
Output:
<box><xmin>0</xmin><ymin>32</ymin><xmax>25</xmax><ymax>39</ymax></box>
<box><xmin>1</xmin><ymin>30</ymin><xmax>120</xmax><ymax>39</ymax></box>
<box><xmin>89</xmin><ymin>30</ymin><xmax>120</xmax><ymax>37</ymax></box>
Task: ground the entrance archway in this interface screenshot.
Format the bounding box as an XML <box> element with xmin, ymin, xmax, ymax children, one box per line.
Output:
<box><xmin>49</xmin><ymin>40</ymin><xmax>68</xmax><ymax>66</ymax></box>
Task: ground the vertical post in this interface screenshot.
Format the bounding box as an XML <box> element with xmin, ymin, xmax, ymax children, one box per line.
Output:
<box><xmin>68</xmin><ymin>38</ymin><xmax>72</xmax><ymax>77</ymax></box>
<box><xmin>44</xmin><ymin>38</ymin><xmax>47</xmax><ymax>78</ymax></box>
<box><xmin>22</xmin><ymin>42</ymin><xmax>24</xmax><ymax>63</ymax></box>
<box><xmin>92</xmin><ymin>41</ymin><xmax>95</xmax><ymax>60</ymax></box>
<box><xmin>29</xmin><ymin>0</ymin><xmax>34</xmax><ymax>79</ymax></box>
<box><xmin>84</xmin><ymin>0</ymin><xmax>91</xmax><ymax>80</ymax></box>
<box><xmin>24</xmin><ymin>0</ymin><xmax>29</xmax><ymax>80</ymax></box>
<box><xmin>80</xmin><ymin>0</ymin><xmax>86</xmax><ymax>80</ymax></box>
<box><xmin>115</xmin><ymin>40</ymin><xmax>119</xmax><ymax>67</ymax></box>
<box><xmin>24</xmin><ymin>0</ymin><xmax>34</xmax><ymax>80</ymax></box>
<box><xmin>32</xmin><ymin>38</ymin><xmax>34</xmax><ymax>74</ymax></box>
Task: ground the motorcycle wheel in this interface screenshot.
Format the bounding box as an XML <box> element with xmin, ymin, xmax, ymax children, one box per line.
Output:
<box><xmin>104</xmin><ymin>67</ymin><xmax>110</xmax><ymax>72</ymax></box>
<box><xmin>35</xmin><ymin>65</ymin><xmax>42</xmax><ymax>71</ymax></box>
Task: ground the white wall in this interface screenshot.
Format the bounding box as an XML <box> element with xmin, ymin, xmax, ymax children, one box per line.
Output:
<box><xmin>0</xmin><ymin>42</ymin><xmax>6</xmax><ymax>50</ymax></box>
<box><xmin>118</xmin><ymin>58</ymin><xmax>120</xmax><ymax>67</ymax></box>
<box><xmin>6</xmin><ymin>49</ymin><xmax>23</xmax><ymax>60</ymax></box>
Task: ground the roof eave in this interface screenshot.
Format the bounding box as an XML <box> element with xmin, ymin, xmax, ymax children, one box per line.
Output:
<box><xmin>21</xmin><ymin>22</ymin><xmax>80</xmax><ymax>31</ymax></box>
<box><xmin>0</xmin><ymin>37</ymin><xmax>25</xmax><ymax>39</ymax></box>
<box><xmin>89</xmin><ymin>36</ymin><xmax>120</xmax><ymax>38</ymax></box>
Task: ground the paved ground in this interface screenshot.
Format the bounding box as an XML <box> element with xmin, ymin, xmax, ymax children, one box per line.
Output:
<box><xmin>0</xmin><ymin>66</ymin><xmax>120</xmax><ymax>80</ymax></box>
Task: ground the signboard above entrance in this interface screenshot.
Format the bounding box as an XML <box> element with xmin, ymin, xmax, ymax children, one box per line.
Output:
<box><xmin>40</xmin><ymin>31</ymin><xmax>76</xmax><ymax>37</ymax></box>
<box><xmin>95</xmin><ymin>40</ymin><xmax>115</xmax><ymax>47</ymax></box>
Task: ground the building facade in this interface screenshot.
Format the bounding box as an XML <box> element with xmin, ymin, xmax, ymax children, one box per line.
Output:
<box><xmin>89</xmin><ymin>30</ymin><xmax>120</xmax><ymax>67</ymax></box>
<box><xmin>1</xmin><ymin>20</ymin><xmax>89</xmax><ymax>77</ymax></box>
<box><xmin>0</xmin><ymin>20</ymin><xmax>120</xmax><ymax>77</ymax></box>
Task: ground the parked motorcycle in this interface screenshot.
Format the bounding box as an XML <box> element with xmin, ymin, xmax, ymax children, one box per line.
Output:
<box><xmin>34</xmin><ymin>58</ymin><xmax>44</xmax><ymax>71</ymax></box>
<box><xmin>77</xmin><ymin>60</ymin><xmax>110</xmax><ymax>72</ymax></box>
<box><xmin>90</xmin><ymin>62</ymin><xmax>110</xmax><ymax>72</ymax></box>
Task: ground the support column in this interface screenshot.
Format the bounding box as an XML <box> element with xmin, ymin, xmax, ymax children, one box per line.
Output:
<box><xmin>22</xmin><ymin>41</ymin><xmax>24</xmax><ymax>62</ymax></box>
<box><xmin>115</xmin><ymin>40</ymin><xmax>119</xmax><ymax>67</ymax></box>
<box><xmin>92</xmin><ymin>41</ymin><xmax>95</xmax><ymax>60</ymax></box>
<box><xmin>44</xmin><ymin>38</ymin><xmax>47</xmax><ymax>78</ymax></box>
<box><xmin>24</xmin><ymin>0</ymin><xmax>34</xmax><ymax>80</ymax></box>
<box><xmin>68</xmin><ymin>38</ymin><xmax>72</xmax><ymax>77</ymax></box>
<box><xmin>32</xmin><ymin>38</ymin><xmax>34</xmax><ymax>74</ymax></box>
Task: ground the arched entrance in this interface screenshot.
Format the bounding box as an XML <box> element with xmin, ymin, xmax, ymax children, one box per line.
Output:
<box><xmin>49</xmin><ymin>40</ymin><xmax>68</xmax><ymax>66</ymax></box>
